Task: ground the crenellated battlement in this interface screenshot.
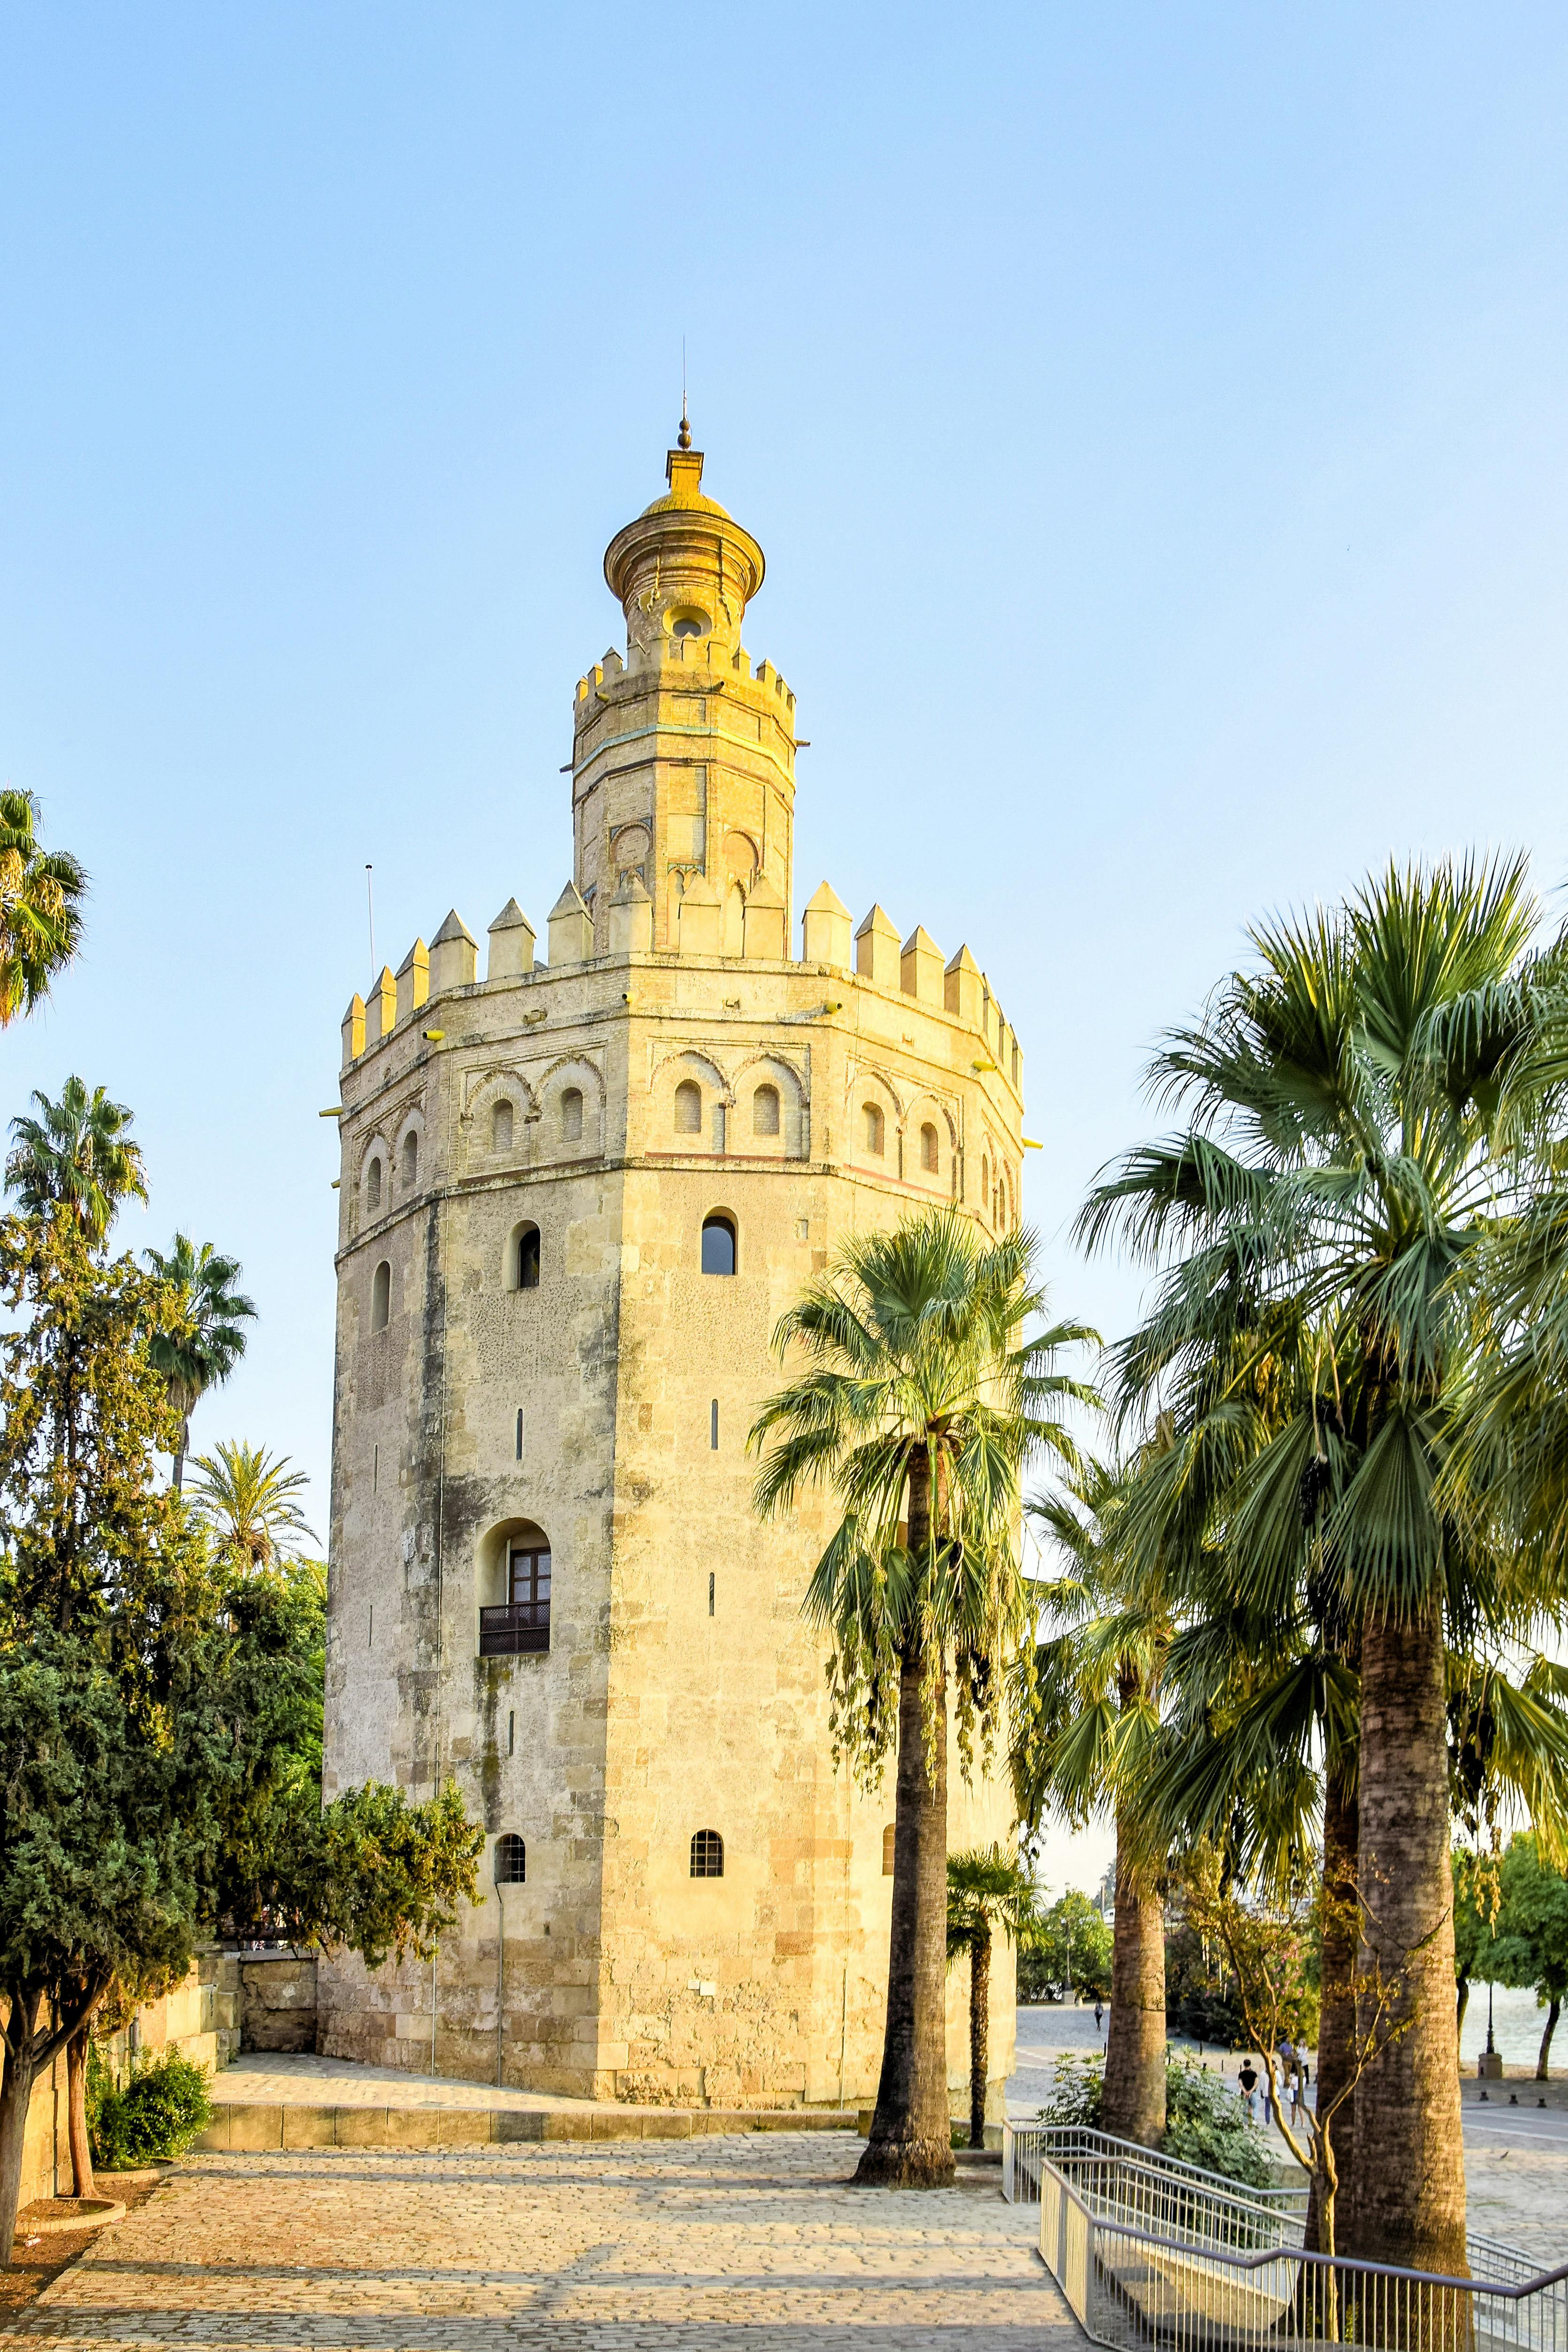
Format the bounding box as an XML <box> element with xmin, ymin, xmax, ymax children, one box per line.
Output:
<box><xmin>573</xmin><ymin>638</ymin><xmax>794</xmax><ymax>711</ymax></box>
<box><xmin>340</xmin><ymin>875</ymin><xmax>1020</xmax><ymax>1104</ymax></box>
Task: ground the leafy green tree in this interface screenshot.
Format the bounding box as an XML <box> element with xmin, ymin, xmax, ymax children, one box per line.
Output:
<box><xmin>6</xmin><ymin>1076</ymin><xmax>146</xmax><ymax>1239</ymax></box>
<box><xmin>751</xmin><ymin>1207</ymin><xmax>1093</xmax><ymax>2188</ymax></box>
<box><xmin>1021</xmin><ymin>1889</ymin><xmax>1113</xmax><ymax>2005</ymax></box>
<box><xmin>0</xmin><ymin>789</ymin><xmax>85</xmax><ymax>1025</ymax></box>
<box><xmin>206</xmin><ymin>1553</ymin><xmax>479</xmax><ymax>1958</ymax></box>
<box><xmin>1489</xmin><ymin>1833</ymin><xmax>1568</xmax><ymax>2080</ymax></box>
<box><xmin>0</xmin><ymin>1204</ymin><xmax>208</xmax><ymax>2252</ymax></box>
<box><xmin>1079</xmin><ymin>857</ymin><xmax>1552</xmax><ymax>2274</ymax></box>
<box><xmin>144</xmin><ymin>1236</ymin><xmax>256</xmax><ymax>1490</ymax></box>
<box><xmin>0</xmin><ymin>1203</ymin><xmax>479</xmax><ymax>2266</ymax></box>
<box><xmin>187</xmin><ymin>1440</ymin><xmax>317</xmax><ymax>1568</ymax></box>
<box><xmin>946</xmin><ymin>1845</ymin><xmax>1040</xmax><ymax>2149</ymax></box>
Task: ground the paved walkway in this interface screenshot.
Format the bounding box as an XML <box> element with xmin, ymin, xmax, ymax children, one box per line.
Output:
<box><xmin>210</xmin><ymin>2052</ymin><xmax>606</xmax><ymax>2112</ymax></box>
<box><xmin>15</xmin><ymin>2137</ymin><xmax>1076</xmax><ymax>2351</ymax></box>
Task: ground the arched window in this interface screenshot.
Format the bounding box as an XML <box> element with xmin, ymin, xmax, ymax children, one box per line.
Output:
<box><xmin>690</xmin><ymin>1829</ymin><xmax>724</xmax><ymax>1878</ymax></box>
<box><xmin>980</xmin><ymin>1154</ymin><xmax>989</xmax><ymax>1214</ymax></box>
<box><xmin>492</xmin><ymin>1100</ymin><xmax>514</xmax><ymax>1153</ymax></box>
<box><xmin>674</xmin><ymin>1079</ymin><xmax>702</xmax><ymax>1136</ymax></box>
<box><xmin>401</xmin><ymin>1130</ymin><xmax>419</xmax><ymax>1190</ymax></box>
<box><xmin>561</xmin><ymin>1087</ymin><xmax>583</xmax><ymax>1144</ymax></box>
<box><xmin>701</xmin><ymin>1213</ymin><xmax>736</xmax><ymax>1277</ymax></box>
<box><xmin>862</xmin><ymin>1103</ymin><xmax>885</xmax><ymax>1156</ymax></box>
<box><xmin>752</xmin><ymin>1084</ymin><xmax>780</xmax><ymax>1138</ymax></box>
<box><xmin>509</xmin><ymin>1222</ymin><xmax>540</xmax><ymax>1291</ymax></box>
<box><xmin>370</xmin><ymin>1261</ymin><xmax>391</xmax><ymax>1332</ymax></box>
<box><xmin>494</xmin><ymin>1834</ymin><xmax>526</xmax><ymax>1885</ymax></box>
<box><xmin>365</xmin><ymin>1155</ymin><xmax>383</xmax><ymax>1213</ymax></box>
<box><xmin>920</xmin><ymin>1122</ymin><xmax>939</xmax><ymax>1174</ymax></box>
<box><xmin>480</xmin><ymin>1536</ymin><xmax>552</xmax><ymax>1656</ymax></box>
<box><xmin>882</xmin><ymin>1824</ymin><xmax>896</xmax><ymax>1876</ymax></box>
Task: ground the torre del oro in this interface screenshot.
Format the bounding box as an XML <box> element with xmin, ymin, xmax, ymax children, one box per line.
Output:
<box><xmin>321</xmin><ymin>426</ymin><xmax>1025</xmax><ymax>2119</ymax></box>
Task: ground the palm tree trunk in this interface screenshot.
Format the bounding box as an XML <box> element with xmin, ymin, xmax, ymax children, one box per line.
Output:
<box><xmin>1538</xmin><ymin>1999</ymin><xmax>1560</xmax><ymax>2083</ymax></box>
<box><xmin>1306</xmin><ymin>1761</ymin><xmax>1358</xmax><ymax>2255</ymax></box>
<box><xmin>969</xmin><ymin>1926</ymin><xmax>991</xmax><ymax>2149</ymax></box>
<box><xmin>171</xmin><ymin>1413</ymin><xmax>190</xmax><ymax>1494</ymax></box>
<box><xmin>855</xmin><ymin>1637</ymin><xmax>955</xmax><ymax>2186</ymax></box>
<box><xmin>1101</xmin><ymin>1809</ymin><xmax>1166</xmax><ymax>2147</ymax></box>
<box><xmin>66</xmin><ymin>2025</ymin><xmax>94</xmax><ymax>2198</ymax></box>
<box><xmin>1347</xmin><ymin>1602</ymin><xmax>1468</xmax><ymax>2275</ymax></box>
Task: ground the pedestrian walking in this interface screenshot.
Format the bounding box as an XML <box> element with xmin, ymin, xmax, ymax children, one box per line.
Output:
<box><xmin>1094</xmin><ymin>1999</ymin><xmax>1104</xmax><ymax>2035</ymax></box>
<box><xmin>1237</xmin><ymin>2059</ymin><xmax>1259</xmax><ymax>2123</ymax></box>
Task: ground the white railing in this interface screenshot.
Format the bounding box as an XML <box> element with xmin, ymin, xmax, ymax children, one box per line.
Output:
<box><xmin>1011</xmin><ymin>2126</ymin><xmax>1568</xmax><ymax>2352</ymax></box>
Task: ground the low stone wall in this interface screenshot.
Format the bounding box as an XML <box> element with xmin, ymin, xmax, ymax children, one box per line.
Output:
<box><xmin>238</xmin><ymin>1954</ymin><xmax>318</xmax><ymax>2053</ymax></box>
<box><xmin>15</xmin><ymin>1947</ymin><xmax>240</xmax><ymax>2207</ymax></box>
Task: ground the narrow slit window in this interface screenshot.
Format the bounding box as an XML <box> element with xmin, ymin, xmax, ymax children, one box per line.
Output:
<box><xmin>752</xmin><ymin>1084</ymin><xmax>780</xmax><ymax>1138</ymax></box>
<box><xmin>371</xmin><ymin>1260</ymin><xmax>391</xmax><ymax>1332</ymax></box>
<box><xmin>709</xmin><ymin>1399</ymin><xmax>719</xmax><ymax>1450</ymax></box>
<box><xmin>674</xmin><ymin>1079</ymin><xmax>702</xmax><ymax>1136</ymax></box>
<box><xmin>862</xmin><ymin>1103</ymin><xmax>884</xmax><ymax>1155</ymax></box>
<box><xmin>561</xmin><ymin>1087</ymin><xmax>584</xmax><ymax>1144</ymax></box>
<box><xmin>920</xmin><ymin>1122</ymin><xmax>939</xmax><ymax>1174</ymax></box>
<box><xmin>365</xmin><ymin>1156</ymin><xmax>383</xmax><ymax>1213</ymax></box>
<box><xmin>708</xmin><ymin>1571</ymin><xmax>715</xmax><ymax>1617</ymax></box>
<box><xmin>492</xmin><ymin>1099</ymin><xmax>514</xmax><ymax>1152</ymax></box>
<box><xmin>510</xmin><ymin>1223</ymin><xmax>541</xmax><ymax>1291</ymax></box>
<box><xmin>515</xmin><ymin>1409</ymin><xmax>524</xmax><ymax>1461</ymax></box>
<box><xmin>701</xmin><ymin>1214</ymin><xmax>736</xmax><ymax>1276</ymax></box>
<box><xmin>690</xmin><ymin>1829</ymin><xmax>724</xmax><ymax>1878</ymax></box>
<box><xmin>401</xmin><ymin>1130</ymin><xmax>419</xmax><ymax>1189</ymax></box>
<box><xmin>507</xmin><ymin>1709</ymin><xmax>515</xmax><ymax>1756</ymax></box>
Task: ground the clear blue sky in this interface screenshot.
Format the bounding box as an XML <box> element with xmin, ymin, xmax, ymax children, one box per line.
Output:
<box><xmin>4</xmin><ymin>5</ymin><xmax>1566</xmax><ymax>1583</ymax></box>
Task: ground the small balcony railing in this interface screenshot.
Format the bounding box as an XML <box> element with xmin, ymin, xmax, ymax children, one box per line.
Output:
<box><xmin>478</xmin><ymin>1602</ymin><xmax>550</xmax><ymax>1657</ymax></box>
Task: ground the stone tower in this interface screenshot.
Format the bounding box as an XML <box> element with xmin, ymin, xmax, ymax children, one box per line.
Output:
<box><xmin>320</xmin><ymin>430</ymin><xmax>1028</xmax><ymax>2114</ymax></box>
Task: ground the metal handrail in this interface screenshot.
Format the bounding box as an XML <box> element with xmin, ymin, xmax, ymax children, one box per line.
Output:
<box><xmin>1020</xmin><ymin>2136</ymin><xmax>1568</xmax><ymax>2352</ymax></box>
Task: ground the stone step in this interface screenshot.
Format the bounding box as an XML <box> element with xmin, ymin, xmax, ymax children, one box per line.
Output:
<box><xmin>197</xmin><ymin>2102</ymin><xmax>859</xmax><ymax>2153</ymax></box>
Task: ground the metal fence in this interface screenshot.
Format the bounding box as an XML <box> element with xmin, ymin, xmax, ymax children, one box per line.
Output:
<box><xmin>1005</xmin><ymin>2124</ymin><xmax>1568</xmax><ymax>2352</ymax></box>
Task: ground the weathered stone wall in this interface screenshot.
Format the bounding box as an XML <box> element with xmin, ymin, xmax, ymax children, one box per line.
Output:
<box><xmin>14</xmin><ymin>1949</ymin><xmax>239</xmax><ymax>2208</ymax></box>
<box><xmin>239</xmin><ymin>1954</ymin><xmax>318</xmax><ymax>2053</ymax></box>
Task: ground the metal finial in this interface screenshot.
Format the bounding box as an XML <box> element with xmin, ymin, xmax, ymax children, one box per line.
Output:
<box><xmin>678</xmin><ymin>339</ymin><xmax>690</xmax><ymax>448</ymax></box>
<box><xmin>677</xmin><ymin>406</ymin><xmax>691</xmax><ymax>451</ymax></box>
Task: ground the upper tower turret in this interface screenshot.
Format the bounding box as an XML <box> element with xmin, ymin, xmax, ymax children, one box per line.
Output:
<box><xmin>569</xmin><ymin>421</ymin><xmax>798</xmax><ymax>956</ymax></box>
<box><xmin>601</xmin><ymin>416</ymin><xmax>765</xmax><ymax>669</ymax></box>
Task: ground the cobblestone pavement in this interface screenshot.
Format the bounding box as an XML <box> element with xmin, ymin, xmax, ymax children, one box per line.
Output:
<box><xmin>13</xmin><ymin>2136</ymin><xmax>1075</xmax><ymax>2352</ymax></box>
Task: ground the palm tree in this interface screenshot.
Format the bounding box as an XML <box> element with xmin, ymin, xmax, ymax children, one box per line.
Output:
<box><xmin>1015</xmin><ymin>1454</ymin><xmax>1176</xmax><ymax>2146</ymax></box>
<box><xmin>750</xmin><ymin>1207</ymin><xmax>1094</xmax><ymax>2189</ymax></box>
<box><xmin>1078</xmin><ymin>855</ymin><xmax>1551</xmax><ymax>2274</ymax></box>
<box><xmin>0</xmin><ymin>788</ymin><xmax>86</xmax><ymax>1024</ymax></box>
<box><xmin>186</xmin><ymin>1441</ymin><xmax>317</xmax><ymax>1569</ymax></box>
<box><xmin>144</xmin><ymin>1237</ymin><xmax>256</xmax><ymax>1489</ymax></box>
<box><xmin>5</xmin><ymin>1076</ymin><xmax>146</xmax><ymax>1240</ymax></box>
<box><xmin>946</xmin><ymin>1845</ymin><xmax>1040</xmax><ymax>2149</ymax></box>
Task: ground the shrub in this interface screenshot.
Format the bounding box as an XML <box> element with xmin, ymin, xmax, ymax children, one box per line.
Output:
<box><xmin>1037</xmin><ymin>2050</ymin><xmax>1104</xmax><ymax>2127</ymax></box>
<box><xmin>1161</xmin><ymin>2056</ymin><xmax>1273</xmax><ymax>2190</ymax></box>
<box><xmin>1033</xmin><ymin>2049</ymin><xmax>1272</xmax><ymax>2192</ymax></box>
<box><xmin>88</xmin><ymin>2048</ymin><xmax>214</xmax><ymax>2168</ymax></box>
